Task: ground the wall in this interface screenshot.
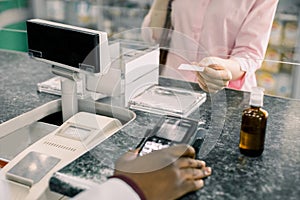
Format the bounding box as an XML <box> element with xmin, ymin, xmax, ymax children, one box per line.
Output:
<box><xmin>0</xmin><ymin>0</ymin><xmax>32</xmax><ymax>52</ymax></box>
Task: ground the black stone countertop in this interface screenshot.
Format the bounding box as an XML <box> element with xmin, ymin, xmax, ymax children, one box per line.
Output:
<box><xmin>0</xmin><ymin>50</ymin><xmax>58</xmax><ymax>124</ymax></box>
<box><xmin>1</xmin><ymin>50</ymin><xmax>299</xmax><ymax>200</ymax></box>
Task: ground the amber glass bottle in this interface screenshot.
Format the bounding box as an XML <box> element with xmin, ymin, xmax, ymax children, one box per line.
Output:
<box><xmin>239</xmin><ymin>87</ymin><xmax>268</xmax><ymax>157</ymax></box>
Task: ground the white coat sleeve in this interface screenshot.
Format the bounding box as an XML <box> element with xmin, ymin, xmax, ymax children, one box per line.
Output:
<box><xmin>71</xmin><ymin>178</ymin><xmax>143</xmax><ymax>200</ymax></box>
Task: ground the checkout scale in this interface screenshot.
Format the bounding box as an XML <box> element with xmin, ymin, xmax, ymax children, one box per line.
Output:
<box><xmin>0</xmin><ymin>19</ymin><xmax>206</xmax><ymax>199</ymax></box>
<box><xmin>0</xmin><ymin>112</ymin><xmax>123</xmax><ymax>200</ymax></box>
<box><xmin>0</xmin><ymin>19</ymin><xmax>157</xmax><ymax>200</ymax></box>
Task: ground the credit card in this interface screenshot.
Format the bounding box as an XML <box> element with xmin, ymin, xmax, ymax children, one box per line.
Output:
<box><xmin>178</xmin><ymin>64</ymin><xmax>205</xmax><ymax>72</ymax></box>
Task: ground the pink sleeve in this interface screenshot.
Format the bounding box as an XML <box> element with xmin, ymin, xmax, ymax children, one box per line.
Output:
<box><xmin>231</xmin><ymin>0</ymin><xmax>278</xmax><ymax>74</ymax></box>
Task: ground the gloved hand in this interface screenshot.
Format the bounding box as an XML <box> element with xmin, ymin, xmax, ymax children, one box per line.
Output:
<box><xmin>195</xmin><ymin>57</ymin><xmax>235</xmax><ymax>93</ymax></box>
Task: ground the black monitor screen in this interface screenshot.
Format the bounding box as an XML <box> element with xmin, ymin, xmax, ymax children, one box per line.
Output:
<box><xmin>26</xmin><ymin>20</ymin><xmax>101</xmax><ymax>73</ymax></box>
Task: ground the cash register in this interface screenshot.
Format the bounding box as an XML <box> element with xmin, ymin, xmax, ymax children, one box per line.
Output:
<box><xmin>0</xmin><ymin>19</ymin><xmax>138</xmax><ymax>200</ymax></box>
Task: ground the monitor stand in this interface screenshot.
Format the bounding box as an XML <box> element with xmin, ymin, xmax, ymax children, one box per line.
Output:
<box><xmin>51</xmin><ymin>65</ymin><xmax>80</xmax><ymax>122</ymax></box>
<box><xmin>61</xmin><ymin>77</ymin><xmax>78</xmax><ymax>121</ymax></box>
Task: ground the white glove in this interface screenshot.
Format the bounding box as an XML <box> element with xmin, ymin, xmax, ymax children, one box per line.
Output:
<box><xmin>195</xmin><ymin>57</ymin><xmax>234</xmax><ymax>93</ymax></box>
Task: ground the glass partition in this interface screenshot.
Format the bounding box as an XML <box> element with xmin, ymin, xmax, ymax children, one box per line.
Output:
<box><xmin>31</xmin><ymin>0</ymin><xmax>152</xmax><ymax>37</ymax></box>
<box><xmin>1</xmin><ymin>0</ymin><xmax>300</xmax><ymax>99</ymax></box>
<box><xmin>1</xmin><ymin>0</ymin><xmax>299</xmax><ymax>161</ymax></box>
<box><xmin>258</xmin><ymin>0</ymin><xmax>300</xmax><ymax>98</ymax></box>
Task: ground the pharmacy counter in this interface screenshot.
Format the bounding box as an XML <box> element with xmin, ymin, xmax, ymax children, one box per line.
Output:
<box><xmin>1</xmin><ymin>50</ymin><xmax>299</xmax><ymax>200</ymax></box>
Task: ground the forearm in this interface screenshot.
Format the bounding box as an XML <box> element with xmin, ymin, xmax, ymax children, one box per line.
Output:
<box><xmin>148</xmin><ymin>0</ymin><xmax>170</xmax><ymax>40</ymax></box>
<box><xmin>230</xmin><ymin>0</ymin><xmax>278</xmax><ymax>78</ymax></box>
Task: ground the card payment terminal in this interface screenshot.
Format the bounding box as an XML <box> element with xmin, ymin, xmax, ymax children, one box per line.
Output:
<box><xmin>137</xmin><ymin>115</ymin><xmax>205</xmax><ymax>156</ymax></box>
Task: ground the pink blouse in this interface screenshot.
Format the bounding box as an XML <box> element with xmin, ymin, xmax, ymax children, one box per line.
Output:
<box><xmin>142</xmin><ymin>0</ymin><xmax>278</xmax><ymax>91</ymax></box>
